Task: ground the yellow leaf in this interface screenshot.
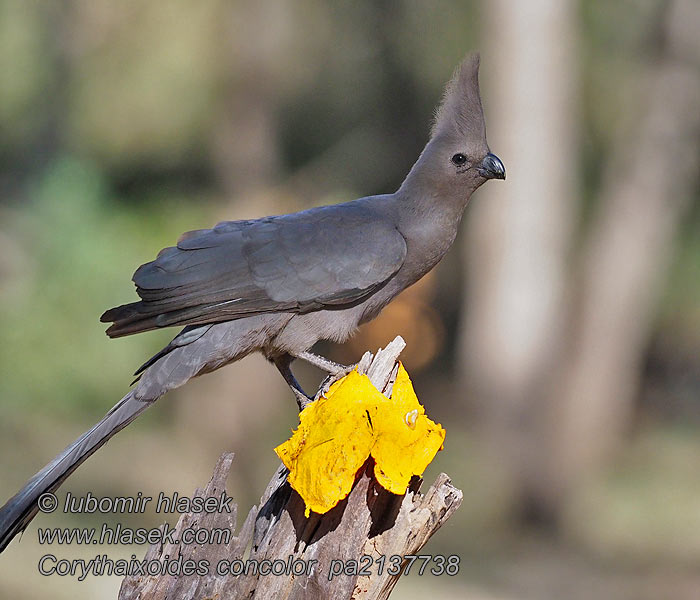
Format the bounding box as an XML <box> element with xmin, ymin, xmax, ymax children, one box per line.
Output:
<box><xmin>370</xmin><ymin>365</ymin><xmax>445</xmax><ymax>494</ymax></box>
<box><xmin>274</xmin><ymin>364</ymin><xmax>445</xmax><ymax>517</ymax></box>
<box><xmin>275</xmin><ymin>371</ymin><xmax>381</xmax><ymax>516</ymax></box>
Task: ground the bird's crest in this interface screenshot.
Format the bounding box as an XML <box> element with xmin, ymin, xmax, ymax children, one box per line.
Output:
<box><xmin>431</xmin><ymin>52</ymin><xmax>487</xmax><ymax>143</ymax></box>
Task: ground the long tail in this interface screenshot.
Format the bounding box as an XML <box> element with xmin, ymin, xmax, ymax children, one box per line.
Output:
<box><xmin>0</xmin><ymin>391</ymin><xmax>153</xmax><ymax>552</ymax></box>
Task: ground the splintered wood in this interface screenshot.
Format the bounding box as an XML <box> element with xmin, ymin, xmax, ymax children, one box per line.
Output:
<box><xmin>118</xmin><ymin>336</ymin><xmax>462</xmax><ymax>600</ymax></box>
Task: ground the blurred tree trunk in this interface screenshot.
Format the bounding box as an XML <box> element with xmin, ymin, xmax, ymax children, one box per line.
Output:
<box><xmin>459</xmin><ymin>0</ymin><xmax>579</xmax><ymax>527</ymax></box>
<box><xmin>460</xmin><ymin>0</ymin><xmax>700</xmax><ymax>527</ymax></box>
<box><xmin>210</xmin><ymin>0</ymin><xmax>291</xmax><ymax>197</ymax></box>
<box><xmin>548</xmin><ymin>0</ymin><xmax>700</xmax><ymax>508</ymax></box>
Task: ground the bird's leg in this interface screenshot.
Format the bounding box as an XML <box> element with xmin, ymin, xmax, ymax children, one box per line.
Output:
<box><xmin>292</xmin><ymin>350</ymin><xmax>358</xmax><ymax>399</ymax></box>
<box><xmin>293</xmin><ymin>350</ymin><xmax>354</xmax><ymax>377</ymax></box>
<box><xmin>272</xmin><ymin>353</ymin><xmax>313</xmax><ymax>411</ymax></box>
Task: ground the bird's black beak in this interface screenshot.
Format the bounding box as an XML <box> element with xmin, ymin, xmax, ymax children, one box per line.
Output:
<box><xmin>477</xmin><ymin>153</ymin><xmax>506</xmax><ymax>180</ymax></box>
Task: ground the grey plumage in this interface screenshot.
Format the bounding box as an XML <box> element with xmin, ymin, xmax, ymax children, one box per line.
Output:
<box><xmin>0</xmin><ymin>392</ymin><xmax>149</xmax><ymax>552</ymax></box>
<box><xmin>102</xmin><ymin>203</ymin><xmax>408</xmax><ymax>336</ymax></box>
<box><xmin>0</xmin><ymin>52</ymin><xmax>505</xmax><ymax>552</ymax></box>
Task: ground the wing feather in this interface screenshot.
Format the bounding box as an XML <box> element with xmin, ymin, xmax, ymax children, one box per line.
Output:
<box><xmin>101</xmin><ymin>203</ymin><xmax>406</xmax><ymax>337</ymax></box>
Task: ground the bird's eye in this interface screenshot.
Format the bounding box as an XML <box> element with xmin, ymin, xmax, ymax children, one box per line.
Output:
<box><xmin>451</xmin><ymin>153</ymin><xmax>468</xmax><ymax>166</ymax></box>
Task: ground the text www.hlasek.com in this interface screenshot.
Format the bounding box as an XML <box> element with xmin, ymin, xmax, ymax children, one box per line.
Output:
<box><xmin>37</xmin><ymin>522</ymin><xmax>230</xmax><ymax>546</ymax></box>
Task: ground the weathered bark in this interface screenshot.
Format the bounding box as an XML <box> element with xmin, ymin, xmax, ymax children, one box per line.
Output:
<box><xmin>119</xmin><ymin>337</ymin><xmax>462</xmax><ymax>600</ymax></box>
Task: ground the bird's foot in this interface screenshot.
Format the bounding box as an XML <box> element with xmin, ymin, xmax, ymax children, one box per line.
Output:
<box><xmin>274</xmin><ymin>351</ymin><xmax>357</xmax><ymax>410</ymax></box>
<box><xmin>316</xmin><ymin>362</ymin><xmax>358</xmax><ymax>400</ymax></box>
<box><xmin>293</xmin><ymin>387</ymin><xmax>314</xmax><ymax>411</ymax></box>
<box><xmin>272</xmin><ymin>353</ymin><xmax>315</xmax><ymax>412</ymax></box>
<box><xmin>317</xmin><ymin>375</ymin><xmax>336</xmax><ymax>400</ymax></box>
<box><xmin>294</xmin><ymin>351</ymin><xmax>354</xmax><ymax>377</ymax></box>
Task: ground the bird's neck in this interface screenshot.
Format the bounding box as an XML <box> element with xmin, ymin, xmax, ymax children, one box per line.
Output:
<box><xmin>388</xmin><ymin>142</ymin><xmax>475</xmax><ymax>275</ymax></box>
<box><xmin>395</xmin><ymin>148</ymin><xmax>472</xmax><ymax>228</ymax></box>
<box><xmin>391</xmin><ymin>197</ymin><xmax>467</xmax><ymax>281</ymax></box>
<box><xmin>397</xmin><ymin>142</ymin><xmax>473</xmax><ymax>213</ymax></box>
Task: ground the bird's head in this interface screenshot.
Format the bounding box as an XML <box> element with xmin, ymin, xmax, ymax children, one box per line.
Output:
<box><xmin>414</xmin><ymin>53</ymin><xmax>505</xmax><ymax>197</ymax></box>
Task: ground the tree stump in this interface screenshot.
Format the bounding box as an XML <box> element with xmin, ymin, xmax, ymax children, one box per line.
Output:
<box><xmin>118</xmin><ymin>337</ymin><xmax>462</xmax><ymax>600</ymax></box>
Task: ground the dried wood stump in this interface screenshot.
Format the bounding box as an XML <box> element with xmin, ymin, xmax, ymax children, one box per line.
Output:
<box><xmin>119</xmin><ymin>336</ymin><xmax>462</xmax><ymax>600</ymax></box>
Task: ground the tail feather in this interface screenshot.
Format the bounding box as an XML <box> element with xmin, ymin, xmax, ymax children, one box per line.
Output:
<box><xmin>0</xmin><ymin>391</ymin><xmax>153</xmax><ymax>553</ymax></box>
<box><xmin>101</xmin><ymin>301</ymin><xmax>214</xmax><ymax>338</ymax></box>
<box><xmin>105</xmin><ymin>315</ymin><xmax>163</xmax><ymax>338</ymax></box>
<box><xmin>99</xmin><ymin>301</ymin><xmax>142</xmax><ymax>324</ymax></box>
<box><xmin>100</xmin><ymin>302</ymin><xmax>163</xmax><ymax>338</ymax></box>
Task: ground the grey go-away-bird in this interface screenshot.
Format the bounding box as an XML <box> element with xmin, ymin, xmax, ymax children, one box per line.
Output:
<box><xmin>0</xmin><ymin>53</ymin><xmax>504</xmax><ymax>552</ymax></box>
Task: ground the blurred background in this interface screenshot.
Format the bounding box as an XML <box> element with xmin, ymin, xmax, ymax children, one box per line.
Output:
<box><xmin>0</xmin><ymin>0</ymin><xmax>699</xmax><ymax>598</ymax></box>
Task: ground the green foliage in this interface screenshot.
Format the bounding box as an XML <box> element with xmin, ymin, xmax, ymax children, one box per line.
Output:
<box><xmin>0</xmin><ymin>0</ymin><xmax>52</xmax><ymax>146</ymax></box>
<box><xmin>0</xmin><ymin>156</ymin><xmax>213</xmax><ymax>416</ymax></box>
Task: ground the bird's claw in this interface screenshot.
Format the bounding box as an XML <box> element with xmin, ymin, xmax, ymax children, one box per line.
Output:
<box><xmin>316</xmin><ymin>362</ymin><xmax>357</xmax><ymax>400</ymax></box>
<box><xmin>293</xmin><ymin>388</ymin><xmax>314</xmax><ymax>412</ymax></box>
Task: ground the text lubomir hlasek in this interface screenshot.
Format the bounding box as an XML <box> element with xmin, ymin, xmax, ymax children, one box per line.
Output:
<box><xmin>61</xmin><ymin>491</ymin><xmax>233</xmax><ymax>514</ymax></box>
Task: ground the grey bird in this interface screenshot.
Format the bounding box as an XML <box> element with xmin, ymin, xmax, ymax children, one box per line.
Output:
<box><xmin>0</xmin><ymin>52</ymin><xmax>504</xmax><ymax>552</ymax></box>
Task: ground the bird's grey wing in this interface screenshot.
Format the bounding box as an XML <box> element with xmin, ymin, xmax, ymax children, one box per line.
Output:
<box><xmin>101</xmin><ymin>205</ymin><xmax>407</xmax><ymax>337</ymax></box>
